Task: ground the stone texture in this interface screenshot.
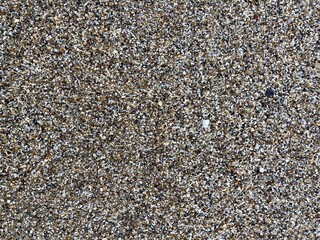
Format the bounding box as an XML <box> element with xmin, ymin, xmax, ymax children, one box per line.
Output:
<box><xmin>1</xmin><ymin>0</ymin><xmax>319</xmax><ymax>239</ymax></box>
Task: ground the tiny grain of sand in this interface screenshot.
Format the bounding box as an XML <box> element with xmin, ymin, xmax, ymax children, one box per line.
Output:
<box><xmin>1</xmin><ymin>1</ymin><xmax>319</xmax><ymax>239</ymax></box>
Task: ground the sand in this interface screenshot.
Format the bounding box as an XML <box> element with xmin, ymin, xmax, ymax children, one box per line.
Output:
<box><xmin>1</xmin><ymin>0</ymin><xmax>319</xmax><ymax>239</ymax></box>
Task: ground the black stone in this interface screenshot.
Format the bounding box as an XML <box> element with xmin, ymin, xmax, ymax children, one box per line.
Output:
<box><xmin>265</xmin><ymin>88</ymin><xmax>275</xmax><ymax>97</ymax></box>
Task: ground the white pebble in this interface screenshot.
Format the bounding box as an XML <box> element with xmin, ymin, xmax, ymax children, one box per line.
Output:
<box><xmin>202</xmin><ymin>119</ymin><xmax>210</xmax><ymax>128</ymax></box>
<box><xmin>259</xmin><ymin>167</ymin><xmax>266</xmax><ymax>173</ymax></box>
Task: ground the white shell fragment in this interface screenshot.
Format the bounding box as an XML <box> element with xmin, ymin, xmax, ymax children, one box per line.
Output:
<box><xmin>202</xmin><ymin>119</ymin><xmax>210</xmax><ymax>128</ymax></box>
<box><xmin>259</xmin><ymin>167</ymin><xmax>266</xmax><ymax>173</ymax></box>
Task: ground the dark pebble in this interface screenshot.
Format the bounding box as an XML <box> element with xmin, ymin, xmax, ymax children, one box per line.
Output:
<box><xmin>265</xmin><ymin>88</ymin><xmax>275</xmax><ymax>97</ymax></box>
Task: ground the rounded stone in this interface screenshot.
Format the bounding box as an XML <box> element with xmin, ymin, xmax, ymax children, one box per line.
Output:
<box><xmin>265</xmin><ymin>88</ymin><xmax>275</xmax><ymax>97</ymax></box>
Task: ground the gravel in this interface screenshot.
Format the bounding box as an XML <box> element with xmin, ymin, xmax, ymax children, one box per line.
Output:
<box><xmin>1</xmin><ymin>0</ymin><xmax>319</xmax><ymax>239</ymax></box>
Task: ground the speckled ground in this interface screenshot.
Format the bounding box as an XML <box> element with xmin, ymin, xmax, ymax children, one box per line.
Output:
<box><xmin>1</xmin><ymin>0</ymin><xmax>319</xmax><ymax>239</ymax></box>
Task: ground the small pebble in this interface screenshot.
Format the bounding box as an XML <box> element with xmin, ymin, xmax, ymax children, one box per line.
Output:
<box><xmin>202</xmin><ymin>119</ymin><xmax>210</xmax><ymax>128</ymax></box>
<box><xmin>255</xmin><ymin>143</ymin><xmax>260</xmax><ymax>150</ymax></box>
<box><xmin>259</xmin><ymin>167</ymin><xmax>266</xmax><ymax>173</ymax></box>
<box><xmin>265</xmin><ymin>88</ymin><xmax>275</xmax><ymax>97</ymax></box>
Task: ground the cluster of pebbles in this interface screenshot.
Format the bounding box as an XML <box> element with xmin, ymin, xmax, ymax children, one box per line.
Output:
<box><xmin>1</xmin><ymin>0</ymin><xmax>319</xmax><ymax>238</ymax></box>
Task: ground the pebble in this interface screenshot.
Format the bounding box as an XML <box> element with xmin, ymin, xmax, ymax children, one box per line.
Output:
<box><xmin>202</xmin><ymin>119</ymin><xmax>210</xmax><ymax>128</ymax></box>
<box><xmin>265</xmin><ymin>88</ymin><xmax>275</xmax><ymax>97</ymax></box>
<box><xmin>259</xmin><ymin>167</ymin><xmax>266</xmax><ymax>173</ymax></box>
